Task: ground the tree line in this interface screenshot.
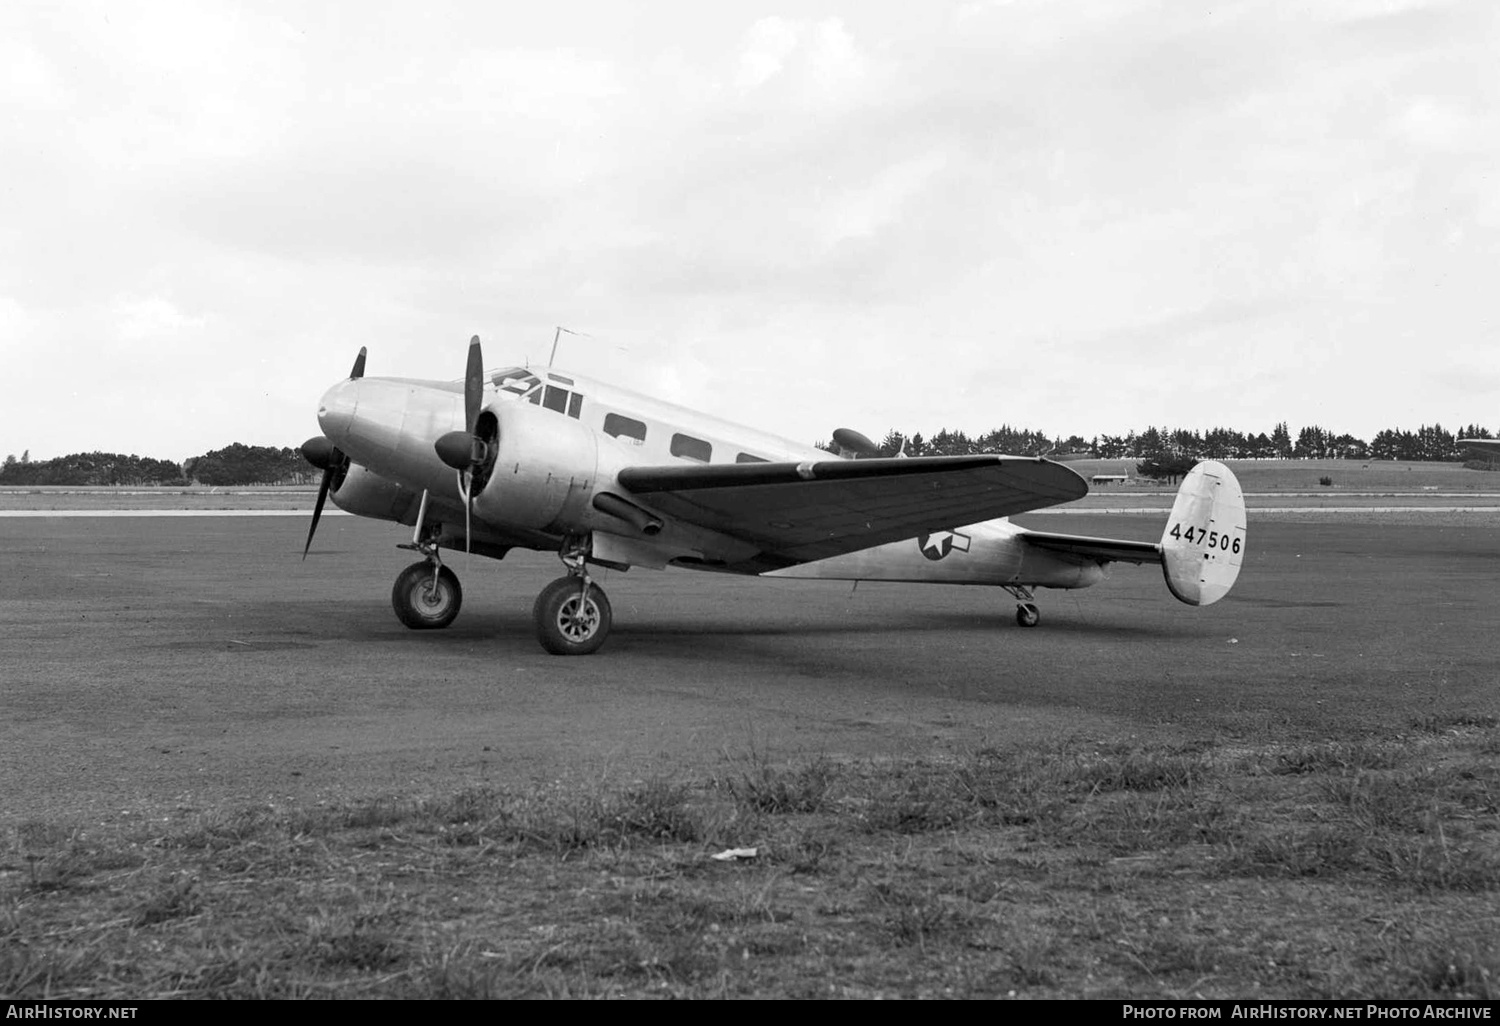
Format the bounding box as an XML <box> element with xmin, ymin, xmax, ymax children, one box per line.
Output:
<box><xmin>0</xmin><ymin>444</ymin><xmax>314</xmax><ymax>487</ymax></box>
<box><xmin>3</xmin><ymin>420</ymin><xmax>1496</xmax><ymax>487</ymax></box>
<box><xmin>856</xmin><ymin>422</ymin><xmax>1496</xmax><ymax>463</ymax></box>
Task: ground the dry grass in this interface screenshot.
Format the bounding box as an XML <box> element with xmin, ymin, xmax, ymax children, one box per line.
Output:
<box><xmin>1065</xmin><ymin>459</ymin><xmax>1495</xmax><ymax>492</ymax></box>
<box><xmin>5</xmin><ymin>715</ymin><xmax>1498</xmax><ymax>999</ymax></box>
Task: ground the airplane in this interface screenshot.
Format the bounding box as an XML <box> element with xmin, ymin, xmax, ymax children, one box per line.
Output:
<box><xmin>300</xmin><ymin>337</ymin><xmax>1246</xmax><ymax>655</ymax></box>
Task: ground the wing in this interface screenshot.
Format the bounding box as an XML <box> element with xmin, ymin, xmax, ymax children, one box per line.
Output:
<box><xmin>617</xmin><ymin>455</ymin><xmax>1087</xmax><ymax>564</ymax></box>
<box><xmin>1017</xmin><ymin>529</ymin><xmax>1162</xmax><ymax>565</ymax></box>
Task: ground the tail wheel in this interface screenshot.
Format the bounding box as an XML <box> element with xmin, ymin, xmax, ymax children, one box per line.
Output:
<box><xmin>533</xmin><ymin>576</ymin><xmax>612</xmax><ymax>655</ymax></box>
<box><xmin>1016</xmin><ymin>603</ymin><xmax>1040</xmax><ymax>628</ymax></box>
<box><xmin>392</xmin><ymin>562</ymin><xmax>462</xmax><ymax>630</ymax></box>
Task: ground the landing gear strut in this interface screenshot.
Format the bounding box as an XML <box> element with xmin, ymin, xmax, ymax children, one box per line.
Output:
<box><xmin>1002</xmin><ymin>585</ymin><xmax>1041</xmax><ymax>628</ymax></box>
<box><xmin>391</xmin><ymin>492</ymin><xmax>463</xmax><ymax>630</ymax></box>
<box><xmin>534</xmin><ymin>536</ymin><xmax>612</xmax><ymax>655</ymax></box>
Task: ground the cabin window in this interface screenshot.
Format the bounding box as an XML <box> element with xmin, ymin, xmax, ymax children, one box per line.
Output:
<box><xmin>671</xmin><ymin>433</ymin><xmax>712</xmax><ymax>463</ymax></box>
<box><xmin>604</xmin><ymin>413</ymin><xmax>647</xmax><ymax>443</ymax></box>
<box><xmin>567</xmin><ymin>393</ymin><xmax>584</xmax><ymax>419</ymax></box>
<box><xmin>736</xmin><ymin>453</ymin><xmax>769</xmax><ymax>464</ymax></box>
<box><xmin>542</xmin><ymin>385</ymin><xmax>569</xmax><ymax>414</ymax></box>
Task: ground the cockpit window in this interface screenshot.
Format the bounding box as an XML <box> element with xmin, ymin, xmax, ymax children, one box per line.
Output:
<box><xmin>492</xmin><ymin>368</ymin><xmax>542</xmax><ymax>400</ymax></box>
<box><xmin>493</xmin><ymin>367</ymin><xmax>546</xmax><ymax>406</ymax></box>
<box><xmin>542</xmin><ymin>385</ymin><xmax>569</xmax><ymax>414</ymax></box>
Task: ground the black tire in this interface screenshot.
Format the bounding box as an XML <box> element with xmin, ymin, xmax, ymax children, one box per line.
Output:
<box><xmin>392</xmin><ymin>562</ymin><xmax>462</xmax><ymax>630</ymax></box>
<box><xmin>533</xmin><ymin>576</ymin><xmax>612</xmax><ymax>655</ymax></box>
<box><xmin>1016</xmin><ymin>603</ymin><xmax>1040</xmax><ymax>628</ymax></box>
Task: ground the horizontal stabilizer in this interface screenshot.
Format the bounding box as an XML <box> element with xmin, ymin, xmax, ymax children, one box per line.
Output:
<box><xmin>1018</xmin><ymin>531</ymin><xmax>1161</xmax><ymax>565</ymax></box>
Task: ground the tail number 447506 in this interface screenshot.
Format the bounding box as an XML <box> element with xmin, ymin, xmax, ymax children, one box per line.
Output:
<box><xmin>1169</xmin><ymin>523</ymin><xmax>1242</xmax><ymax>554</ymax></box>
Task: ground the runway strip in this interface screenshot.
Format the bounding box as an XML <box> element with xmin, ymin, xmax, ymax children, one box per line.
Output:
<box><xmin>7</xmin><ymin>507</ymin><xmax>1500</xmax><ymax>518</ymax></box>
<box><xmin>0</xmin><ymin>509</ymin><xmax>350</xmax><ymax>517</ymax></box>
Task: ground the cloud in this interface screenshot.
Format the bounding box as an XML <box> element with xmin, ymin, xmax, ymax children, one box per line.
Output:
<box><xmin>111</xmin><ymin>295</ymin><xmax>206</xmax><ymax>346</ymax></box>
<box><xmin>3</xmin><ymin>1</ymin><xmax>1498</xmax><ymax>460</ymax></box>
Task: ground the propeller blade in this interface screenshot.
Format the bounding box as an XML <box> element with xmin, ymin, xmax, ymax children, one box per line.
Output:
<box><xmin>464</xmin><ymin>335</ymin><xmax>483</xmax><ymax>435</ymax></box>
<box><xmin>350</xmin><ymin>347</ymin><xmax>367</xmax><ymax>380</ymax></box>
<box><xmin>303</xmin><ymin>464</ymin><xmax>334</xmax><ymax>559</ymax></box>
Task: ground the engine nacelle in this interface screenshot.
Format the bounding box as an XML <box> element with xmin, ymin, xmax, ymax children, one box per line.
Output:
<box><xmin>331</xmin><ymin>464</ymin><xmax>423</xmax><ymax>524</ymax></box>
<box><xmin>472</xmin><ymin>401</ymin><xmax>601</xmax><ymax>531</ymax></box>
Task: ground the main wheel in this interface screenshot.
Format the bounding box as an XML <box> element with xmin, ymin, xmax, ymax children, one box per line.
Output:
<box><xmin>1016</xmin><ymin>602</ymin><xmax>1040</xmax><ymax>628</ymax></box>
<box><xmin>392</xmin><ymin>562</ymin><xmax>462</xmax><ymax>630</ymax></box>
<box><xmin>533</xmin><ymin>576</ymin><xmax>612</xmax><ymax>655</ymax></box>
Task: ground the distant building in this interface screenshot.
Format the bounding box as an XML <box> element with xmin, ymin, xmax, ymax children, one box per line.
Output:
<box><xmin>1090</xmin><ymin>474</ymin><xmax>1127</xmax><ymax>485</ymax></box>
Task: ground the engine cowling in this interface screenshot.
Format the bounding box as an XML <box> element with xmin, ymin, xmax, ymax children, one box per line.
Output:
<box><xmin>330</xmin><ymin>464</ymin><xmax>422</xmax><ymax>525</ymax></box>
<box><xmin>471</xmin><ymin>400</ymin><xmax>601</xmax><ymax>532</ymax></box>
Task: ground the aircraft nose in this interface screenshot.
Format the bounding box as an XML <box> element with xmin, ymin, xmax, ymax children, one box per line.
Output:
<box><xmin>317</xmin><ymin>379</ymin><xmax>360</xmax><ymax>446</ymax></box>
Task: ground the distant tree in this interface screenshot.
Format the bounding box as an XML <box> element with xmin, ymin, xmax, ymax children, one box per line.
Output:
<box><xmin>1271</xmin><ymin>422</ymin><xmax>1292</xmax><ymax>459</ymax></box>
<box><xmin>1136</xmin><ymin>454</ymin><xmax>1197</xmax><ymax>484</ymax></box>
<box><xmin>185</xmin><ymin>443</ymin><xmax>310</xmax><ymax>486</ymax></box>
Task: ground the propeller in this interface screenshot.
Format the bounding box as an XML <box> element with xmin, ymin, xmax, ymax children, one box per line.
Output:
<box><xmin>300</xmin><ymin>347</ymin><xmax>366</xmax><ymax>559</ymax></box>
<box><xmin>433</xmin><ymin>336</ymin><xmax>489</xmax><ymax>553</ymax></box>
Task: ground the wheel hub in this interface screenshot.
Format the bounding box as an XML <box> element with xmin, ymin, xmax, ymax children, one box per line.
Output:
<box><xmin>557</xmin><ymin>597</ymin><xmax>600</xmax><ymax>641</ymax></box>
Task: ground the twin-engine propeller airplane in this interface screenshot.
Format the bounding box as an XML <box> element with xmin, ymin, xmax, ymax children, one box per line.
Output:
<box><xmin>301</xmin><ymin>337</ymin><xmax>1247</xmax><ymax>655</ymax></box>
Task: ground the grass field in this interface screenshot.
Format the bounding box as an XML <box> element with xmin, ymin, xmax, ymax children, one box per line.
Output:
<box><xmin>1064</xmin><ymin>459</ymin><xmax>1500</xmax><ymax>492</ymax></box>
<box><xmin>5</xmin><ymin>717</ymin><xmax>1497</xmax><ymax>999</ymax></box>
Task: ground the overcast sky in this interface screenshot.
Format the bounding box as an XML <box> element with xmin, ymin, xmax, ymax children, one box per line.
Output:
<box><xmin>2</xmin><ymin>0</ymin><xmax>1497</xmax><ymax>462</ymax></box>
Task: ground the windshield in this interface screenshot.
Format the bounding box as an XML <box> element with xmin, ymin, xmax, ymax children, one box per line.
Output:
<box><xmin>490</xmin><ymin>367</ymin><xmax>542</xmax><ymax>401</ymax></box>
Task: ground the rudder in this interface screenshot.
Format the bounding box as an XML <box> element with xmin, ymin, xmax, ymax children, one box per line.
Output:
<box><xmin>1159</xmin><ymin>460</ymin><xmax>1245</xmax><ymax>606</ymax></box>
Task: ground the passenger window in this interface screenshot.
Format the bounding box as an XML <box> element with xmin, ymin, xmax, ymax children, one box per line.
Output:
<box><xmin>604</xmin><ymin>413</ymin><xmax>647</xmax><ymax>443</ymax></box>
<box><xmin>736</xmin><ymin>453</ymin><xmax>769</xmax><ymax>464</ymax></box>
<box><xmin>567</xmin><ymin>393</ymin><xmax>584</xmax><ymax>419</ymax></box>
<box><xmin>543</xmin><ymin>385</ymin><xmax>569</xmax><ymax>413</ymax></box>
<box><xmin>671</xmin><ymin>434</ymin><xmax>712</xmax><ymax>463</ymax></box>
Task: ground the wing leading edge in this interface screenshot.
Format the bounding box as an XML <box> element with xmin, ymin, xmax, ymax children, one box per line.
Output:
<box><xmin>617</xmin><ymin>455</ymin><xmax>1088</xmax><ymax>564</ymax></box>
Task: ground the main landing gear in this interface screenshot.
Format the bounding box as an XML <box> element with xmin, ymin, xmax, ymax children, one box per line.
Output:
<box><xmin>533</xmin><ymin>537</ymin><xmax>612</xmax><ymax>656</ymax></box>
<box><xmin>1002</xmin><ymin>585</ymin><xmax>1041</xmax><ymax>628</ymax></box>
<box><xmin>389</xmin><ymin>522</ymin><xmax>612</xmax><ymax>656</ymax></box>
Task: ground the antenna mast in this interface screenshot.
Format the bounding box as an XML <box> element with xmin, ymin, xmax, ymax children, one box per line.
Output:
<box><xmin>548</xmin><ymin>326</ymin><xmax>591</xmax><ymax>368</ymax></box>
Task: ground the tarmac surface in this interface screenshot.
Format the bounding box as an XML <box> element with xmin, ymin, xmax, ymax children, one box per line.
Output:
<box><xmin>3</xmin><ymin>511</ymin><xmax>1499</xmax><ymax>827</ymax></box>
